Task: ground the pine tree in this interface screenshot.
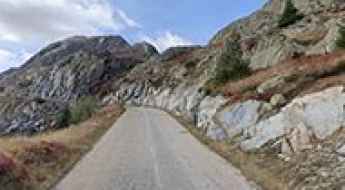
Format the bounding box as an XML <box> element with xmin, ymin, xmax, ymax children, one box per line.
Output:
<box><xmin>211</xmin><ymin>41</ymin><xmax>251</xmax><ymax>85</ymax></box>
<box><xmin>336</xmin><ymin>26</ymin><xmax>345</xmax><ymax>49</ymax></box>
<box><xmin>278</xmin><ymin>0</ymin><xmax>304</xmax><ymax>28</ymax></box>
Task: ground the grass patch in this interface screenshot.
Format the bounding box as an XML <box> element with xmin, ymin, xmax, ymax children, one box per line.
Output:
<box><xmin>0</xmin><ymin>104</ymin><xmax>124</xmax><ymax>190</ymax></box>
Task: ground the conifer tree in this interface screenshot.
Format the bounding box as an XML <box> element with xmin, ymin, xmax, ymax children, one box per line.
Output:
<box><xmin>278</xmin><ymin>0</ymin><xmax>304</xmax><ymax>28</ymax></box>
<box><xmin>336</xmin><ymin>26</ymin><xmax>345</xmax><ymax>49</ymax></box>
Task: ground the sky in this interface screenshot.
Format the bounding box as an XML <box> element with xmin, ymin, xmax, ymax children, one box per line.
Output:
<box><xmin>0</xmin><ymin>0</ymin><xmax>266</xmax><ymax>72</ymax></box>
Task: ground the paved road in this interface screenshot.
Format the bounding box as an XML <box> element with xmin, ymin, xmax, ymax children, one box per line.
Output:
<box><xmin>55</xmin><ymin>107</ymin><xmax>254</xmax><ymax>190</ymax></box>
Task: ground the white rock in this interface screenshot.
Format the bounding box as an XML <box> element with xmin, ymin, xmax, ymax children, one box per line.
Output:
<box><xmin>241</xmin><ymin>113</ymin><xmax>286</xmax><ymax>151</ymax></box>
<box><xmin>197</xmin><ymin>96</ymin><xmax>228</xmax><ymax>140</ymax></box>
<box><xmin>216</xmin><ymin>100</ymin><xmax>264</xmax><ymax>139</ymax></box>
<box><xmin>206</xmin><ymin>123</ymin><xmax>228</xmax><ymax>140</ymax></box>
<box><xmin>337</xmin><ymin>145</ymin><xmax>345</xmax><ymax>162</ymax></box>
<box><xmin>241</xmin><ymin>86</ymin><xmax>345</xmax><ymax>151</ymax></box>
<box><xmin>257</xmin><ymin>75</ymin><xmax>286</xmax><ymax>94</ymax></box>
<box><xmin>270</xmin><ymin>94</ymin><xmax>286</xmax><ymax>107</ymax></box>
<box><xmin>282</xmin><ymin>122</ymin><xmax>312</xmax><ymax>154</ymax></box>
<box><xmin>337</xmin><ymin>145</ymin><xmax>345</xmax><ymax>155</ymax></box>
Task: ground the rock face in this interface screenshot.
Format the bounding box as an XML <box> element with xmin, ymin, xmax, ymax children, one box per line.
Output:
<box><xmin>0</xmin><ymin>36</ymin><xmax>157</xmax><ymax>134</ymax></box>
<box><xmin>241</xmin><ymin>86</ymin><xmax>345</xmax><ymax>152</ymax></box>
<box><xmin>216</xmin><ymin>100</ymin><xmax>264</xmax><ymax>139</ymax></box>
<box><xmin>210</xmin><ymin>0</ymin><xmax>345</xmax><ymax>70</ymax></box>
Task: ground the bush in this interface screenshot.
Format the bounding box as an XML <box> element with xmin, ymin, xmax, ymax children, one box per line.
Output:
<box><xmin>209</xmin><ymin>41</ymin><xmax>251</xmax><ymax>86</ymax></box>
<box><xmin>70</xmin><ymin>96</ymin><xmax>99</xmax><ymax>124</ymax></box>
<box><xmin>336</xmin><ymin>26</ymin><xmax>345</xmax><ymax>49</ymax></box>
<box><xmin>278</xmin><ymin>0</ymin><xmax>304</xmax><ymax>28</ymax></box>
<box><xmin>185</xmin><ymin>60</ymin><xmax>197</xmax><ymax>69</ymax></box>
<box><xmin>55</xmin><ymin>107</ymin><xmax>71</xmax><ymax>128</ymax></box>
<box><xmin>212</xmin><ymin>60</ymin><xmax>250</xmax><ymax>84</ymax></box>
<box><xmin>54</xmin><ymin>97</ymin><xmax>99</xmax><ymax>127</ymax></box>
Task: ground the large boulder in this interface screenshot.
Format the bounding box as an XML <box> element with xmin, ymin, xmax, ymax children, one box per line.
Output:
<box><xmin>216</xmin><ymin>100</ymin><xmax>265</xmax><ymax>139</ymax></box>
<box><xmin>197</xmin><ymin>96</ymin><xmax>228</xmax><ymax>140</ymax></box>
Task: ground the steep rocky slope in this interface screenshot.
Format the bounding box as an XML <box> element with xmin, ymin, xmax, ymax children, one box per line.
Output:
<box><xmin>211</xmin><ymin>0</ymin><xmax>345</xmax><ymax>69</ymax></box>
<box><xmin>0</xmin><ymin>36</ymin><xmax>157</xmax><ymax>134</ymax></box>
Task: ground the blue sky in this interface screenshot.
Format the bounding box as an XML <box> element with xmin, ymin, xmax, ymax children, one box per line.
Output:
<box><xmin>115</xmin><ymin>1</ymin><xmax>266</xmax><ymax>45</ymax></box>
<box><xmin>0</xmin><ymin>0</ymin><xmax>266</xmax><ymax>72</ymax></box>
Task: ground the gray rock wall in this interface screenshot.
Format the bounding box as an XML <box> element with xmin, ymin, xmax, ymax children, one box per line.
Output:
<box><xmin>106</xmin><ymin>82</ymin><xmax>345</xmax><ymax>155</ymax></box>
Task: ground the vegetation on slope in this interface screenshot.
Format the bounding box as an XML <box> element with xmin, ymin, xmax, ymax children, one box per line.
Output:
<box><xmin>278</xmin><ymin>0</ymin><xmax>304</xmax><ymax>28</ymax></box>
<box><xmin>336</xmin><ymin>26</ymin><xmax>345</xmax><ymax>50</ymax></box>
<box><xmin>0</xmin><ymin>104</ymin><xmax>124</xmax><ymax>190</ymax></box>
<box><xmin>206</xmin><ymin>41</ymin><xmax>251</xmax><ymax>92</ymax></box>
<box><xmin>56</xmin><ymin>96</ymin><xmax>99</xmax><ymax>128</ymax></box>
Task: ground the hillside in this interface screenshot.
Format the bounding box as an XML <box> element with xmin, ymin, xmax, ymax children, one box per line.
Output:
<box><xmin>0</xmin><ymin>36</ymin><xmax>156</xmax><ymax>135</ymax></box>
<box><xmin>1</xmin><ymin>0</ymin><xmax>345</xmax><ymax>189</ymax></box>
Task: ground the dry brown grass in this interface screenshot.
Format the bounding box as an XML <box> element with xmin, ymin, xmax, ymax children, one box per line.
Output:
<box><xmin>221</xmin><ymin>50</ymin><xmax>345</xmax><ymax>102</ymax></box>
<box><xmin>0</xmin><ymin>104</ymin><xmax>124</xmax><ymax>190</ymax></box>
<box><xmin>172</xmin><ymin>114</ymin><xmax>290</xmax><ymax>190</ymax></box>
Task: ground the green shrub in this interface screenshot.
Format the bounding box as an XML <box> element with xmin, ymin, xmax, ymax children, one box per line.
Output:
<box><xmin>209</xmin><ymin>41</ymin><xmax>251</xmax><ymax>86</ymax></box>
<box><xmin>278</xmin><ymin>0</ymin><xmax>304</xmax><ymax>28</ymax></box>
<box><xmin>70</xmin><ymin>96</ymin><xmax>99</xmax><ymax>125</ymax></box>
<box><xmin>54</xmin><ymin>97</ymin><xmax>99</xmax><ymax>127</ymax></box>
<box><xmin>336</xmin><ymin>26</ymin><xmax>345</xmax><ymax>49</ymax></box>
<box><xmin>185</xmin><ymin>60</ymin><xmax>197</xmax><ymax>69</ymax></box>
<box><xmin>55</xmin><ymin>107</ymin><xmax>71</xmax><ymax>128</ymax></box>
<box><xmin>212</xmin><ymin>60</ymin><xmax>250</xmax><ymax>84</ymax></box>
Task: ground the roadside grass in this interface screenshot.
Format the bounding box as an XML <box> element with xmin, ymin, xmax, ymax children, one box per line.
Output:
<box><xmin>0</xmin><ymin>104</ymin><xmax>124</xmax><ymax>190</ymax></box>
<box><xmin>171</xmin><ymin>114</ymin><xmax>289</xmax><ymax>190</ymax></box>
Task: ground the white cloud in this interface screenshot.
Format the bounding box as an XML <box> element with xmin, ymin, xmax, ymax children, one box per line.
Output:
<box><xmin>0</xmin><ymin>49</ymin><xmax>32</xmax><ymax>72</ymax></box>
<box><xmin>0</xmin><ymin>0</ymin><xmax>140</xmax><ymax>72</ymax></box>
<box><xmin>140</xmin><ymin>32</ymin><xmax>193</xmax><ymax>52</ymax></box>
<box><xmin>116</xmin><ymin>8</ymin><xmax>141</xmax><ymax>28</ymax></box>
<box><xmin>0</xmin><ymin>0</ymin><xmax>140</xmax><ymax>43</ymax></box>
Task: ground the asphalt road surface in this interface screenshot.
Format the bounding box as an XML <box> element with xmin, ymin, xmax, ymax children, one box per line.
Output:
<box><xmin>55</xmin><ymin>107</ymin><xmax>255</xmax><ymax>190</ymax></box>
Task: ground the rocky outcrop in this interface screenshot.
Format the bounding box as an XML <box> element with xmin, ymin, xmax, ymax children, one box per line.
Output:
<box><xmin>0</xmin><ymin>36</ymin><xmax>157</xmax><ymax>134</ymax></box>
<box><xmin>157</xmin><ymin>46</ymin><xmax>202</xmax><ymax>62</ymax></box>
<box><xmin>197</xmin><ymin>96</ymin><xmax>228</xmax><ymax>139</ymax></box>
<box><xmin>104</xmin><ymin>80</ymin><xmax>228</xmax><ymax>140</ymax></box>
<box><xmin>210</xmin><ymin>0</ymin><xmax>345</xmax><ymax>70</ymax></box>
<box><xmin>215</xmin><ymin>100</ymin><xmax>265</xmax><ymax>139</ymax></box>
<box><xmin>105</xmin><ymin>62</ymin><xmax>345</xmax><ymax>156</ymax></box>
<box><xmin>0</xmin><ymin>96</ymin><xmax>67</xmax><ymax>135</ymax></box>
<box><xmin>241</xmin><ymin>86</ymin><xmax>345</xmax><ymax>153</ymax></box>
